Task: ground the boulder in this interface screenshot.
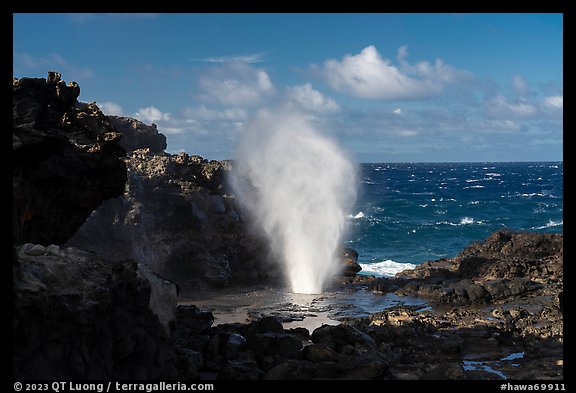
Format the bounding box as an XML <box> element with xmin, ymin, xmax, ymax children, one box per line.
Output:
<box><xmin>341</xmin><ymin>247</ymin><xmax>362</xmax><ymax>277</ymax></box>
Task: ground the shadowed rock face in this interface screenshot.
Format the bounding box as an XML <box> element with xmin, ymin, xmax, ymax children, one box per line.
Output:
<box><xmin>13</xmin><ymin>244</ymin><xmax>179</xmax><ymax>379</ymax></box>
<box><xmin>12</xmin><ymin>72</ymin><xmax>179</xmax><ymax>380</ymax></box>
<box><xmin>13</xmin><ymin>72</ymin><xmax>127</xmax><ymax>245</ymax></box>
<box><xmin>68</xmin><ymin>149</ymin><xmax>276</xmax><ymax>291</ymax></box>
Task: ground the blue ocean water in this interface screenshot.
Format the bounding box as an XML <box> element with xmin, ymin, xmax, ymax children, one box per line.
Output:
<box><xmin>345</xmin><ymin>162</ymin><xmax>563</xmax><ymax>276</ymax></box>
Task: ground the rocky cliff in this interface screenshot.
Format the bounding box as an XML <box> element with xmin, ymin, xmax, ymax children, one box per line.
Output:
<box><xmin>67</xmin><ymin>148</ymin><xmax>276</xmax><ymax>292</ymax></box>
<box><xmin>12</xmin><ymin>73</ymin><xmax>180</xmax><ymax>380</ymax></box>
<box><xmin>13</xmin><ymin>72</ymin><xmax>126</xmax><ymax>245</ymax></box>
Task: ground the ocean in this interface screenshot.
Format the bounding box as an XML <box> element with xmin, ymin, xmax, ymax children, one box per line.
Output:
<box><xmin>345</xmin><ymin>162</ymin><xmax>563</xmax><ymax>276</ymax></box>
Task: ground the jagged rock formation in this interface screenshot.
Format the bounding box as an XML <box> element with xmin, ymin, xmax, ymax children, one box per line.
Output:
<box><xmin>68</xmin><ymin>148</ymin><xmax>275</xmax><ymax>291</ymax></box>
<box><xmin>372</xmin><ymin>230</ymin><xmax>563</xmax><ymax>306</ymax></box>
<box><xmin>12</xmin><ymin>72</ymin><xmax>179</xmax><ymax>380</ymax></box>
<box><xmin>13</xmin><ymin>72</ymin><xmax>126</xmax><ymax>245</ymax></box>
<box><xmin>108</xmin><ymin>116</ymin><xmax>167</xmax><ymax>153</ymax></box>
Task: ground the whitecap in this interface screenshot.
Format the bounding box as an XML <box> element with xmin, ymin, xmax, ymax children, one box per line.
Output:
<box><xmin>347</xmin><ymin>212</ymin><xmax>365</xmax><ymax>219</ymax></box>
<box><xmin>463</xmin><ymin>185</ymin><xmax>485</xmax><ymax>189</ymax></box>
<box><xmin>436</xmin><ymin>217</ymin><xmax>482</xmax><ymax>226</ymax></box>
<box><xmin>531</xmin><ymin>219</ymin><xmax>563</xmax><ymax>230</ymax></box>
<box><xmin>360</xmin><ymin>260</ymin><xmax>417</xmax><ymax>277</ymax></box>
<box><xmin>465</xmin><ymin>179</ymin><xmax>481</xmax><ymax>183</ymax></box>
<box><xmin>485</xmin><ymin>172</ymin><xmax>501</xmax><ymax>177</ymax></box>
<box><xmin>519</xmin><ymin>192</ymin><xmax>545</xmax><ymax>198</ymax></box>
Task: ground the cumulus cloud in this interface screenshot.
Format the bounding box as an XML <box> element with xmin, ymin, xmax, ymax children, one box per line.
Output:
<box><xmin>197</xmin><ymin>62</ymin><xmax>276</xmax><ymax>107</ymax></box>
<box><xmin>134</xmin><ymin>106</ymin><xmax>171</xmax><ymax>124</ymax></box>
<box><xmin>98</xmin><ymin>101</ymin><xmax>124</xmax><ymax>116</ymax></box>
<box><xmin>286</xmin><ymin>83</ymin><xmax>339</xmax><ymax>113</ymax></box>
<box><xmin>318</xmin><ymin>45</ymin><xmax>470</xmax><ymax>100</ymax></box>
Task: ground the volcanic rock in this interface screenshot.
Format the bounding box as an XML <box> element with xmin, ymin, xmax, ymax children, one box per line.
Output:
<box><xmin>13</xmin><ymin>72</ymin><xmax>127</xmax><ymax>245</ymax></box>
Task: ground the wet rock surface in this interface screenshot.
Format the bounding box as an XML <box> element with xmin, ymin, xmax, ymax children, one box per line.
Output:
<box><xmin>168</xmin><ymin>231</ymin><xmax>562</xmax><ymax>380</ymax></box>
<box><xmin>373</xmin><ymin>230</ymin><xmax>563</xmax><ymax>307</ymax></box>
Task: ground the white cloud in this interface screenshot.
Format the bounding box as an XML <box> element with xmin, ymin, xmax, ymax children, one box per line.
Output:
<box><xmin>543</xmin><ymin>95</ymin><xmax>563</xmax><ymax>110</ymax></box>
<box><xmin>319</xmin><ymin>45</ymin><xmax>470</xmax><ymax>100</ymax></box>
<box><xmin>197</xmin><ymin>62</ymin><xmax>276</xmax><ymax>107</ymax></box>
<box><xmin>134</xmin><ymin>106</ymin><xmax>171</xmax><ymax>124</ymax></box>
<box><xmin>194</xmin><ymin>52</ymin><xmax>268</xmax><ymax>64</ymax></box>
<box><xmin>485</xmin><ymin>95</ymin><xmax>538</xmax><ymax>119</ymax></box>
<box><xmin>285</xmin><ymin>83</ymin><xmax>339</xmax><ymax>113</ymax></box>
<box><xmin>98</xmin><ymin>101</ymin><xmax>124</xmax><ymax>116</ymax></box>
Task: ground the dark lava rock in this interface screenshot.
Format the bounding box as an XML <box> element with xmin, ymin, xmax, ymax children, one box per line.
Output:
<box><xmin>108</xmin><ymin>116</ymin><xmax>167</xmax><ymax>153</ymax></box>
<box><xmin>13</xmin><ymin>244</ymin><xmax>178</xmax><ymax>379</ymax></box>
<box><xmin>311</xmin><ymin>324</ymin><xmax>376</xmax><ymax>353</ymax></box>
<box><xmin>388</xmin><ymin>230</ymin><xmax>562</xmax><ymax>306</ymax></box>
<box><xmin>341</xmin><ymin>247</ymin><xmax>362</xmax><ymax>277</ymax></box>
<box><xmin>303</xmin><ymin>343</ymin><xmax>339</xmax><ymax>363</ymax></box>
<box><xmin>13</xmin><ymin>72</ymin><xmax>126</xmax><ymax>245</ymax></box>
<box><xmin>175</xmin><ymin>305</ymin><xmax>214</xmax><ymax>335</ymax></box>
<box><xmin>68</xmin><ymin>148</ymin><xmax>276</xmax><ymax>291</ymax></box>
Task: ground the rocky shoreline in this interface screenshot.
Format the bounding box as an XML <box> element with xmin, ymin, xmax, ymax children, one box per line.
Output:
<box><xmin>13</xmin><ymin>73</ymin><xmax>562</xmax><ymax>380</ymax></box>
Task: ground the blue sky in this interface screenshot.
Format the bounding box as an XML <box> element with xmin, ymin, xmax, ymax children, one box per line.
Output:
<box><xmin>13</xmin><ymin>13</ymin><xmax>563</xmax><ymax>162</ymax></box>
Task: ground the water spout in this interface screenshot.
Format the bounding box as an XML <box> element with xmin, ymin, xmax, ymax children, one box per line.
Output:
<box><xmin>230</xmin><ymin>110</ymin><xmax>357</xmax><ymax>294</ymax></box>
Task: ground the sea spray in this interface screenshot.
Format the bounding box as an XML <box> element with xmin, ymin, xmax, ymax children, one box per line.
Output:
<box><xmin>230</xmin><ymin>110</ymin><xmax>358</xmax><ymax>294</ymax></box>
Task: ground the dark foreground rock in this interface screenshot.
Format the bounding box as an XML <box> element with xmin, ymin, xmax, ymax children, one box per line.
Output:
<box><xmin>13</xmin><ymin>72</ymin><xmax>127</xmax><ymax>245</ymax></box>
<box><xmin>13</xmin><ymin>244</ymin><xmax>178</xmax><ymax>379</ymax></box>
